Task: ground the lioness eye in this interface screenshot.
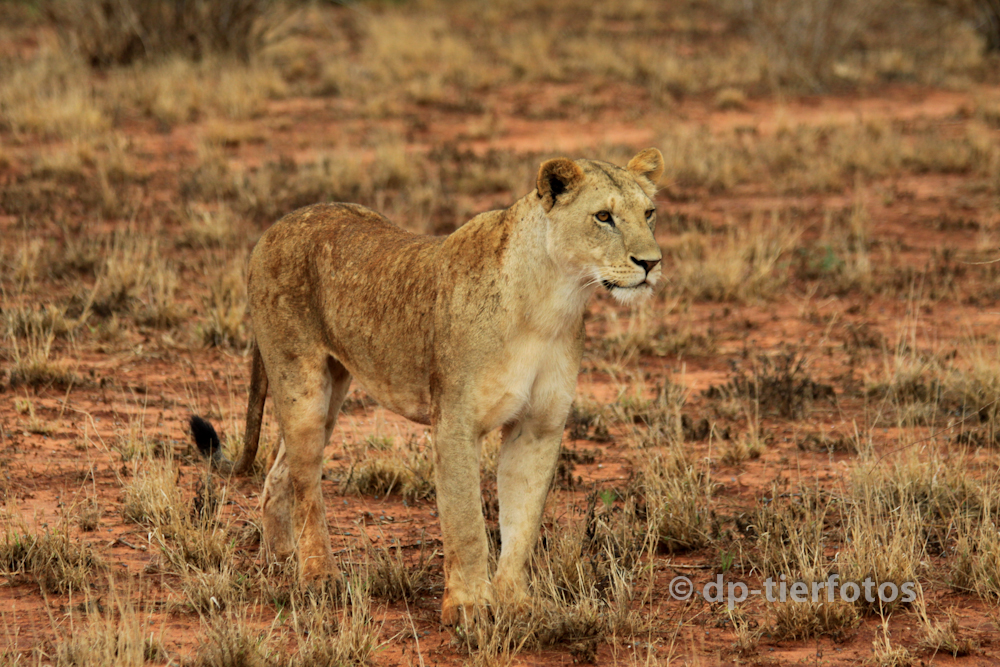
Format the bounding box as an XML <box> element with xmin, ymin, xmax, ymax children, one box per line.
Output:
<box><xmin>645</xmin><ymin>209</ymin><xmax>655</xmax><ymax>220</ymax></box>
<box><xmin>595</xmin><ymin>211</ymin><xmax>613</xmax><ymax>224</ymax></box>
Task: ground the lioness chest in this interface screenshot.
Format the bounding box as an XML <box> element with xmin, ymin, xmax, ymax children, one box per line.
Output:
<box><xmin>471</xmin><ymin>331</ymin><xmax>579</xmax><ymax>435</ymax></box>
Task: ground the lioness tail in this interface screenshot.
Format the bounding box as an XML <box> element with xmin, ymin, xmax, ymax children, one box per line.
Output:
<box><xmin>189</xmin><ymin>342</ymin><xmax>269</xmax><ymax>476</ymax></box>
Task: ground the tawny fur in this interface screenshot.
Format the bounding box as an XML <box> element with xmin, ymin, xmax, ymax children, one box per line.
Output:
<box><xmin>202</xmin><ymin>149</ymin><xmax>664</xmax><ymax>626</ymax></box>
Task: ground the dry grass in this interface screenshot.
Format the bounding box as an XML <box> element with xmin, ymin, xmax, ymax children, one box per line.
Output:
<box><xmin>52</xmin><ymin>583</ymin><xmax>162</xmax><ymax>667</ymax></box>
<box><xmin>92</xmin><ymin>229</ymin><xmax>180</xmax><ymax>323</ymax></box>
<box><xmin>201</xmin><ymin>253</ymin><xmax>249</xmax><ymax>348</ymax></box>
<box><xmin>232</xmin><ymin>139</ymin><xmax>413</xmax><ymax>224</ymax></box>
<box><xmin>798</xmin><ymin>199</ymin><xmax>875</xmax><ymax>294</ymax></box>
<box><xmin>113</xmin><ymin>57</ymin><xmax>289</xmax><ymax>127</ymax></box>
<box><xmin>839</xmin><ymin>492</ymin><xmax>924</xmax><ymax>616</ymax></box>
<box><xmin>0</xmin><ymin>51</ymin><xmax>109</xmax><ymax>139</ymax></box>
<box><xmin>121</xmin><ymin>443</ymin><xmax>241</xmax><ymax>581</ymax></box>
<box><xmin>286</xmin><ymin>579</ymin><xmax>382</xmax><ymax>667</ymax></box>
<box><xmin>121</xmin><ymin>456</ymin><xmax>182</xmax><ymax>525</ymax></box>
<box><xmin>179</xmin><ymin>203</ymin><xmax>242</xmax><ymax>249</ymax></box>
<box><xmin>1</xmin><ymin>0</ymin><xmax>988</xmax><ymax>150</ymax></box>
<box><xmin>663</xmin><ymin>210</ymin><xmax>801</xmax><ymax>302</ymax></box>
<box><xmin>0</xmin><ymin>520</ymin><xmax>104</xmax><ymax>594</ymax></box>
<box><xmin>869</xmin><ymin>328</ymin><xmax>1000</xmax><ymax>431</ymax></box>
<box><xmin>364</xmin><ymin>540</ymin><xmax>433</xmax><ymax>603</ymax></box>
<box><xmin>744</xmin><ymin>487</ymin><xmax>863</xmax><ymax>639</ymax></box>
<box><xmin>707</xmin><ymin>352</ymin><xmax>835</xmax><ymax>420</ymax></box>
<box><xmin>4</xmin><ymin>301</ymin><xmax>78</xmax><ymax>389</ymax></box>
<box><xmin>915</xmin><ymin>608</ymin><xmax>978</xmax><ymax>657</ymax></box>
<box><xmin>194</xmin><ymin>609</ymin><xmax>273</xmax><ymax>667</ymax></box>
<box><xmin>599</xmin><ymin>300</ymin><xmax>708</xmax><ymax>365</ymax></box>
<box><xmin>747</xmin><ymin>0</ymin><xmax>877</xmax><ymax>92</ymax></box>
<box><xmin>868</xmin><ymin>616</ymin><xmax>914</xmax><ymax>667</ymax></box>
<box><xmin>47</xmin><ymin>0</ymin><xmax>279</xmax><ymax>66</ymax></box>
<box><xmin>660</xmin><ymin>119</ymin><xmax>1000</xmax><ymax>196</ymax></box>
<box><xmin>343</xmin><ymin>434</ymin><xmax>435</xmax><ymax>502</ymax></box>
<box><xmin>640</xmin><ymin>445</ymin><xmax>716</xmax><ymax>554</ymax></box>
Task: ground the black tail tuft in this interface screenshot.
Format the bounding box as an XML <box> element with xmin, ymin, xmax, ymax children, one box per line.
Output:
<box><xmin>190</xmin><ymin>415</ymin><xmax>221</xmax><ymax>458</ymax></box>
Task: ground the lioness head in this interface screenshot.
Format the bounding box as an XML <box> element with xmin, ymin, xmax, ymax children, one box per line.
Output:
<box><xmin>536</xmin><ymin>148</ymin><xmax>665</xmax><ymax>305</ymax></box>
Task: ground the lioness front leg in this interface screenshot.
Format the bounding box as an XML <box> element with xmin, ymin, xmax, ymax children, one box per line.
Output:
<box><xmin>433</xmin><ymin>417</ymin><xmax>491</xmax><ymax>626</ymax></box>
<box><xmin>492</xmin><ymin>416</ymin><xmax>564</xmax><ymax>605</ymax></box>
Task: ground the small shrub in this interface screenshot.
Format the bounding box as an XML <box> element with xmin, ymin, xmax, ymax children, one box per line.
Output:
<box><xmin>705</xmin><ymin>352</ymin><xmax>835</xmax><ymax>420</ymax></box>
<box><xmin>46</xmin><ymin>0</ymin><xmax>276</xmax><ymax>67</ymax></box>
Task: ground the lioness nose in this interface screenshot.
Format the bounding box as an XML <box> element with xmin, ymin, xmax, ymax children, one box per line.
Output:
<box><xmin>631</xmin><ymin>257</ymin><xmax>660</xmax><ymax>275</ymax></box>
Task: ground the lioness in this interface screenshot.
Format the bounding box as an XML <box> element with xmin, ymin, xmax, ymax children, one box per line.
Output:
<box><xmin>191</xmin><ymin>148</ymin><xmax>664</xmax><ymax>625</ymax></box>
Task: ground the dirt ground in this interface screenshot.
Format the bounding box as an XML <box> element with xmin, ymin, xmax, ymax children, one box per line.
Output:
<box><xmin>4</xmin><ymin>2</ymin><xmax>1000</xmax><ymax>666</ymax></box>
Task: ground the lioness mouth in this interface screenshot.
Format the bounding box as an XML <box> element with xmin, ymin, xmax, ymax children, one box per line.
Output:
<box><xmin>602</xmin><ymin>279</ymin><xmax>646</xmax><ymax>290</ymax></box>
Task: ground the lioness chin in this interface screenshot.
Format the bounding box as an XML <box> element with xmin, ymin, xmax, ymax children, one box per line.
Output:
<box><xmin>191</xmin><ymin>148</ymin><xmax>664</xmax><ymax>626</ymax></box>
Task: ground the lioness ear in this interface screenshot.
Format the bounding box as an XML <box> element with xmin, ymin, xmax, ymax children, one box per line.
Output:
<box><xmin>627</xmin><ymin>148</ymin><xmax>664</xmax><ymax>195</ymax></box>
<box><xmin>537</xmin><ymin>158</ymin><xmax>585</xmax><ymax>212</ymax></box>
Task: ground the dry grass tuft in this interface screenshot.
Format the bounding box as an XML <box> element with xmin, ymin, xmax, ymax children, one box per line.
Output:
<box><xmin>4</xmin><ymin>304</ymin><xmax>78</xmax><ymax>389</ymax></box>
<box><xmin>344</xmin><ymin>435</ymin><xmax>435</xmax><ymax>502</ymax></box>
<box><xmin>179</xmin><ymin>203</ymin><xmax>242</xmax><ymax>249</ymax></box>
<box><xmin>747</xmin><ymin>0</ymin><xmax>877</xmax><ymax>92</ymax></box>
<box><xmin>868</xmin><ymin>617</ymin><xmax>914</xmax><ymax>667</ymax></box>
<box><xmin>92</xmin><ymin>229</ymin><xmax>184</xmax><ymax>327</ymax></box>
<box><xmin>770</xmin><ymin>595</ymin><xmax>859</xmax><ymax>641</ymax></box>
<box><xmin>612</xmin><ymin>378</ymin><xmax>688</xmax><ymax>448</ymax></box>
<box><xmin>122</xmin><ymin>451</ymin><xmax>240</xmax><ymax>579</ymax></box>
<box><xmin>116</xmin><ymin>57</ymin><xmax>288</xmax><ymax>127</ymax></box>
<box><xmin>798</xmin><ymin>200</ymin><xmax>875</xmax><ymax>294</ymax></box>
<box><xmin>365</xmin><ymin>540</ymin><xmax>433</xmax><ymax>603</ymax></box>
<box><xmin>745</xmin><ymin>487</ymin><xmax>862</xmax><ymax>639</ymax></box>
<box><xmin>194</xmin><ymin>609</ymin><xmax>272</xmax><ymax>667</ymax></box>
<box><xmin>916</xmin><ymin>610</ymin><xmax>978</xmax><ymax>657</ymax></box>
<box><xmin>0</xmin><ymin>523</ymin><xmax>104</xmax><ymax>594</ymax></box>
<box><xmin>599</xmin><ymin>301</ymin><xmax>708</xmax><ymax>364</ymax></box>
<box><xmin>54</xmin><ymin>588</ymin><xmax>162</xmax><ymax>667</ymax></box>
<box><xmin>235</xmin><ymin>140</ymin><xmax>413</xmax><ymax>224</ymax></box>
<box><xmin>661</xmin><ymin>119</ymin><xmax>1000</xmax><ymax>196</ymax></box>
<box><xmin>4</xmin><ymin>304</ymin><xmax>73</xmax><ymax>340</ymax></box>
<box><xmin>76</xmin><ymin>500</ymin><xmax>102</xmax><ymax>533</ymax></box>
<box><xmin>640</xmin><ymin>445</ymin><xmax>715</xmax><ymax>553</ymax></box>
<box><xmin>121</xmin><ymin>456</ymin><xmax>182</xmax><ymax>525</ymax></box>
<box><xmin>288</xmin><ymin>579</ymin><xmax>382</xmax><ymax>667</ymax></box>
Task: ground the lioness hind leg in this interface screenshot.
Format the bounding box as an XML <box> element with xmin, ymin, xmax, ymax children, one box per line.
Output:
<box><xmin>323</xmin><ymin>357</ymin><xmax>352</xmax><ymax>445</ymax></box>
<box><xmin>261</xmin><ymin>439</ymin><xmax>294</xmax><ymax>564</ymax></box>
<box><xmin>263</xmin><ymin>354</ymin><xmax>346</xmax><ymax>582</ymax></box>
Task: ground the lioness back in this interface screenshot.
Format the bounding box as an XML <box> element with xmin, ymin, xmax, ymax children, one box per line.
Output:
<box><xmin>248</xmin><ymin>202</ymin><xmax>444</xmax><ymax>423</ymax></box>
